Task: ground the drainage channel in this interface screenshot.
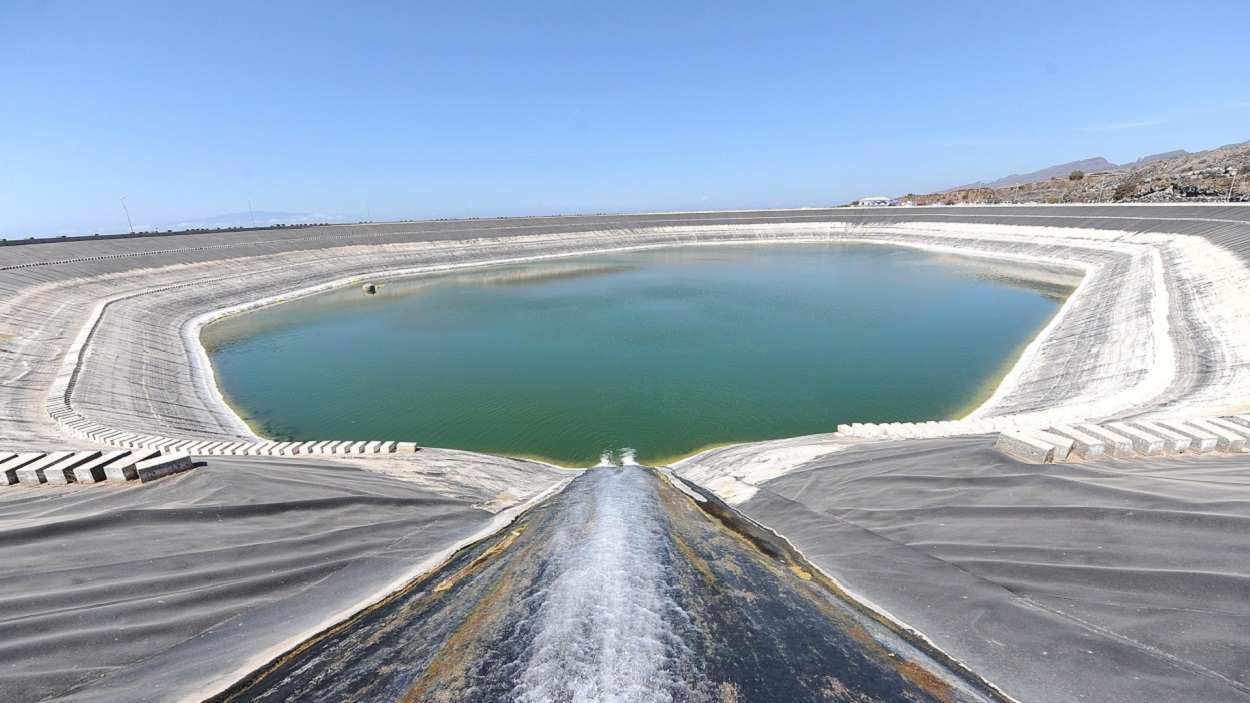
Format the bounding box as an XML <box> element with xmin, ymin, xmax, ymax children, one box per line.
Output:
<box><xmin>212</xmin><ymin>466</ymin><xmax>1007</xmax><ymax>703</ymax></box>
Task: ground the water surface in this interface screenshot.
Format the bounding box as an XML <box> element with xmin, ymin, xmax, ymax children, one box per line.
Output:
<box><xmin>204</xmin><ymin>244</ymin><xmax>1065</xmax><ymax>465</ymax></box>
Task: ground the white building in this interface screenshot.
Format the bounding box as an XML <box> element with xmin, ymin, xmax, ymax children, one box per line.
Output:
<box><xmin>857</xmin><ymin>196</ymin><xmax>898</xmax><ymax>207</ymax></box>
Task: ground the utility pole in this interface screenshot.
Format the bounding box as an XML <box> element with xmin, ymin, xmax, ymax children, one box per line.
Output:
<box><xmin>120</xmin><ymin>196</ymin><xmax>135</xmax><ymax>234</ymax></box>
<box><xmin>1230</xmin><ymin>169</ymin><xmax>1239</xmax><ymax>203</ymax></box>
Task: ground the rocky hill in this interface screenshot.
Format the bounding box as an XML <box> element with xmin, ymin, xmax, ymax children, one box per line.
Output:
<box><xmin>902</xmin><ymin>140</ymin><xmax>1249</xmax><ymax>205</ymax></box>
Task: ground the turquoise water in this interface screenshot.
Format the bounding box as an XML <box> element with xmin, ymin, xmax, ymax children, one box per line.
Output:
<box><xmin>203</xmin><ymin>244</ymin><xmax>1066</xmax><ymax>466</ymax></box>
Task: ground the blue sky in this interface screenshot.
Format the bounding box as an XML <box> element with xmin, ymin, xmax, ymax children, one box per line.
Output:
<box><xmin>2</xmin><ymin>1</ymin><xmax>1248</xmax><ymax>237</ymax></box>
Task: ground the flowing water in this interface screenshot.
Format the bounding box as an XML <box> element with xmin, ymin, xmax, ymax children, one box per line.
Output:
<box><xmin>216</xmin><ymin>466</ymin><xmax>1004</xmax><ymax>703</ymax></box>
<box><xmin>204</xmin><ymin>243</ymin><xmax>1067</xmax><ymax>465</ymax></box>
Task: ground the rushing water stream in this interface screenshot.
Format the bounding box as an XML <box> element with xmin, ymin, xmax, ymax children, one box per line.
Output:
<box><xmin>216</xmin><ymin>466</ymin><xmax>1003</xmax><ymax>703</ymax></box>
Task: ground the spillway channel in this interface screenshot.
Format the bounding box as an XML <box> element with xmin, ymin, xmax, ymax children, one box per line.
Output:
<box><xmin>214</xmin><ymin>467</ymin><xmax>1005</xmax><ymax>702</ymax></box>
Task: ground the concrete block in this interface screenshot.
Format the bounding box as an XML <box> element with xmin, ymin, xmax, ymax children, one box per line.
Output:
<box><xmin>1226</xmin><ymin>415</ymin><xmax>1250</xmax><ymax>431</ymax></box>
<box><xmin>1130</xmin><ymin>421</ymin><xmax>1192</xmax><ymax>453</ymax></box>
<box><xmin>346</xmin><ymin>441</ymin><xmax>367</xmax><ymax>454</ymax></box>
<box><xmin>380</xmin><ymin>441</ymin><xmax>397</xmax><ymax>453</ymax></box>
<box><xmin>271</xmin><ymin>442</ymin><xmax>295</xmax><ymax>456</ymax></box>
<box><xmin>210</xmin><ymin>442</ymin><xmax>239</xmax><ymax>455</ymax></box>
<box><xmin>1076</xmin><ymin>424</ymin><xmax>1136</xmax><ymax>458</ymax></box>
<box><xmin>182</xmin><ymin>441</ymin><xmax>216</xmax><ymax>455</ymax></box>
<box><xmin>43</xmin><ymin>451</ymin><xmax>103</xmax><ymax>484</ymax></box>
<box><xmin>836</xmin><ymin>424</ymin><xmax>852</xmax><ymax>434</ymax></box>
<box><xmin>1032</xmin><ymin>429</ymin><xmax>1075</xmax><ymax>462</ymax></box>
<box><xmin>134</xmin><ymin>452</ymin><xmax>195</xmax><ymax>483</ymax></box>
<box><xmin>104</xmin><ymin>449</ymin><xmax>161</xmax><ymax>481</ymax></box>
<box><xmin>0</xmin><ymin>452</ymin><xmax>44</xmax><ymax>486</ymax></box>
<box><xmin>995</xmin><ymin>431</ymin><xmax>1055</xmax><ymax>463</ymax></box>
<box><xmin>195</xmin><ymin>441</ymin><xmax>223</xmax><ymax>455</ymax></box>
<box><xmin>1187</xmin><ymin>418</ymin><xmax>1246</xmax><ymax>452</ymax></box>
<box><xmin>1203</xmin><ymin>418</ymin><xmax>1250</xmax><ymax>448</ymax></box>
<box><xmin>395</xmin><ymin>442</ymin><xmax>419</xmax><ymax>453</ymax></box>
<box><xmin>1107</xmin><ymin>422</ymin><xmax>1166</xmax><ymax>456</ymax></box>
<box><xmin>1156</xmin><ymin>420</ymin><xmax>1219</xmax><ymax>453</ymax></box>
<box><xmin>17</xmin><ymin>452</ymin><xmax>72</xmax><ymax>485</ymax></box>
<box><xmin>71</xmin><ymin>450</ymin><xmax>130</xmax><ymax>483</ymax></box>
<box><xmin>364</xmin><ymin>441</ymin><xmax>382</xmax><ymax>454</ymax></box>
<box><xmin>1049</xmin><ymin>425</ymin><xmax>1106</xmax><ymax>460</ymax></box>
<box><xmin>256</xmin><ymin>442</ymin><xmax>281</xmax><ymax>456</ymax></box>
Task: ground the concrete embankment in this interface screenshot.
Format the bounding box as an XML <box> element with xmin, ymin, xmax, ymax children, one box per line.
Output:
<box><xmin>4</xmin><ymin>205</ymin><xmax>1250</xmax><ymax>455</ymax></box>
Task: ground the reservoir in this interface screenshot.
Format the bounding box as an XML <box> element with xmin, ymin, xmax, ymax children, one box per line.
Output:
<box><xmin>203</xmin><ymin>243</ymin><xmax>1067</xmax><ymax>466</ymax></box>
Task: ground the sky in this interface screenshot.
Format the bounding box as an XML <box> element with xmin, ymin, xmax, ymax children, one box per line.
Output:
<box><xmin>2</xmin><ymin>1</ymin><xmax>1248</xmax><ymax>238</ymax></box>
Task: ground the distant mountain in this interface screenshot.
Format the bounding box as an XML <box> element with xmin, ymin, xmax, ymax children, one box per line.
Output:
<box><xmin>155</xmin><ymin>210</ymin><xmax>358</xmax><ymax>231</ymax></box>
<box><xmin>1120</xmin><ymin>149</ymin><xmax>1190</xmax><ymax>169</ymax></box>
<box><xmin>905</xmin><ymin>139</ymin><xmax>1248</xmax><ymax>205</ymax></box>
<box><xmin>947</xmin><ymin>148</ymin><xmax>1207</xmax><ymax>193</ymax></box>
<box><xmin>950</xmin><ymin>157</ymin><xmax>1118</xmax><ymax>191</ymax></box>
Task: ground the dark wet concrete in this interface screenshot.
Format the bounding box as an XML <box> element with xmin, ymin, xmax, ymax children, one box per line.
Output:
<box><xmin>216</xmin><ymin>467</ymin><xmax>1002</xmax><ymax>703</ymax></box>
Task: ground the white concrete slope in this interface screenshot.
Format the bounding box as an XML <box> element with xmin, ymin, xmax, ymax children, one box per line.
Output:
<box><xmin>2</xmin><ymin>207</ymin><xmax>1250</xmax><ymax>459</ymax></box>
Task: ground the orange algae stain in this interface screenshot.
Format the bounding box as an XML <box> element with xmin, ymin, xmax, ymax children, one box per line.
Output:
<box><xmin>434</xmin><ymin>527</ymin><xmax>525</xmax><ymax>593</ymax></box>
<box><xmin>789</xmin><ymin>564</ymin><xmax>813</xmax><ymax>581</ymax></box>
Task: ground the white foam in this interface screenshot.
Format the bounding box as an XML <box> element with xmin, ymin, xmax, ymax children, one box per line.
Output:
<box><xmin>514</xmin><ymin>469</ymin><xmax>682</xmax><ymax>702</ymax></box>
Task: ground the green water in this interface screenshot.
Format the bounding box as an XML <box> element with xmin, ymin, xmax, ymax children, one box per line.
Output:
<box><xmin>203</xmin><ymin>244</ymin><xmax>1067</xmax><ymax>466</ymax></box>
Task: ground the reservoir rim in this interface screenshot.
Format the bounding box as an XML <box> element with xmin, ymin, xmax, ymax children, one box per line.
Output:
<box><xmin>192</xmin><ymin>235</ymin><xmax>1086</xmax><ymax>464</ymax></box>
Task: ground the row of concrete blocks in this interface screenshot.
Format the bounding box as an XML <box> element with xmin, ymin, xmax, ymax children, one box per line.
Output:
<box><xmin>0</xmin><ymin>449</ymin><xmax>195</xmax><ymax>487</ymax></box>
<box><xmin>142</xmin><ymin>439</ymin><xmax>421</xmax><ymax>457</ymax></box>
<box><xmin>835</xmin><ymin>419</ymin><xmax>1002</xmax><ymax>440</ymax></box>
<box><xmin>43</xmin><ymin>403</ymin><xmax>419</xmax><ymax>458</ymax></box>
<box><xmin>994</xmin><ymin>415</ymin><xmax>1250</xmax><ymax>464</ymax></box>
